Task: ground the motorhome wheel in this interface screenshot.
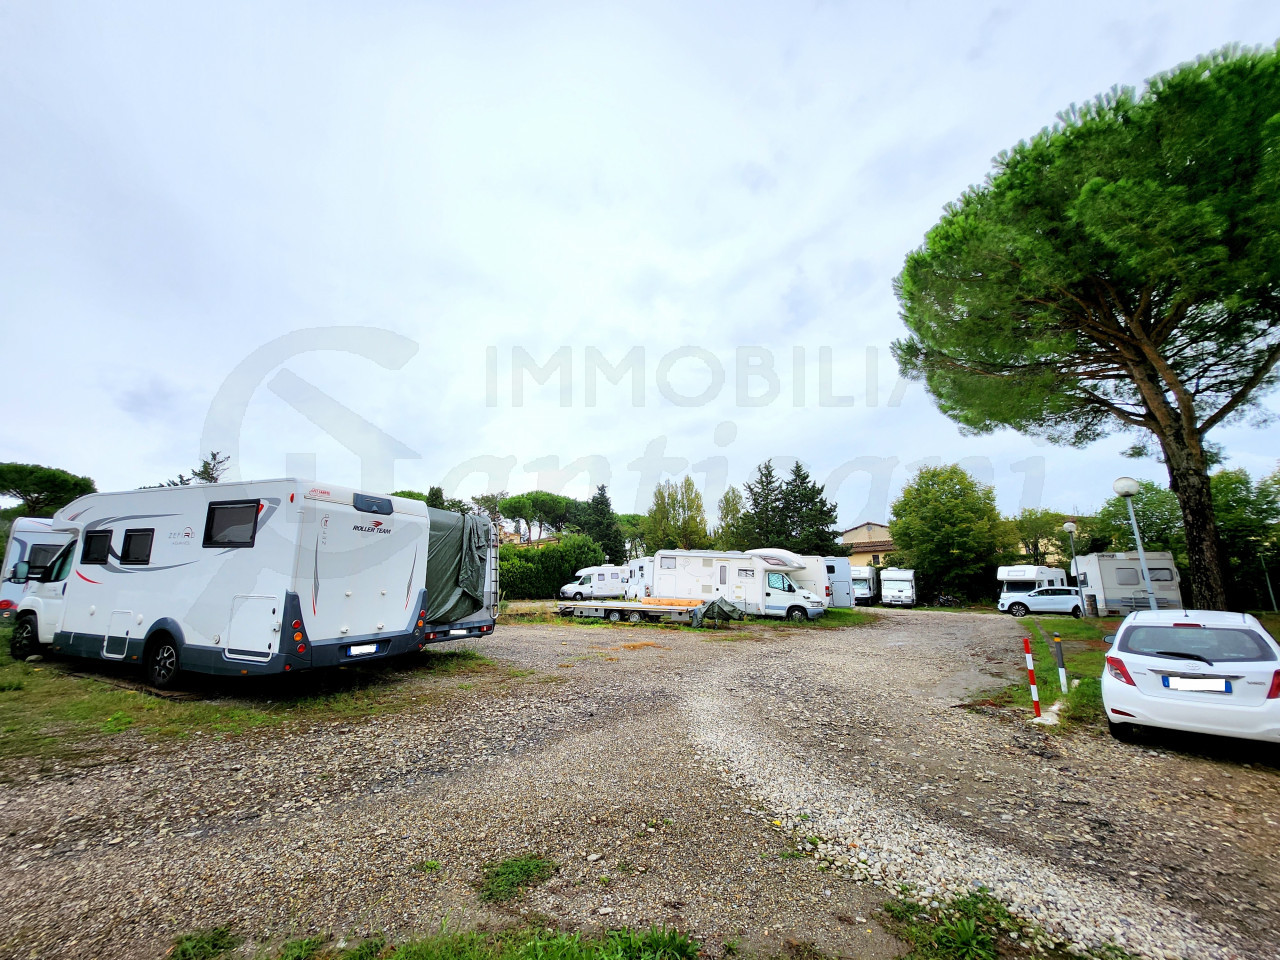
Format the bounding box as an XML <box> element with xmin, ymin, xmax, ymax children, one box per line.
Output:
<box><xmin>573</xmin><ymin>592</ymin><xmax>584</xmax><ymax>601</ymax></box>
<box><xmin>787</xmin><ymin>607</ymin><xmax>806</xmax><ymax>622</ymax></box>
<box><xmin>145</xmin><ymin>637</ymin><xmax>180</xmax><ymax>689</ymax></box>
<box><xmin>10</xmin><ymin>617</ymin><xmax>37</xmax><ymax>660</ymax></box>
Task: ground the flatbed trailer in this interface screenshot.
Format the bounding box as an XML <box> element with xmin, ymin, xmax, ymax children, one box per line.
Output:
<box><xmin>556</xmin><ymin>598</ymin><xmax>722</xmax><ymax>626</ymax></box>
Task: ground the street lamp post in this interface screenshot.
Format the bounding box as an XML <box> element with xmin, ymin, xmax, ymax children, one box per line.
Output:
<box><xmin>1113</xmin><ymin>477</ymin><xmax>1159</xmax><ymax>612</ymax></box>
<box><xmin>1063</xmin><ymin>520</ymin><xmax>1084</xmax><ymax>616</ymax></box>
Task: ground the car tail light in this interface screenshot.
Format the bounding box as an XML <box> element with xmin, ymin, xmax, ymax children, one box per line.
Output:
<box><xmin>1110</xmin><ymin>708</ymin><xmax>1135</xmax><ymax>717</ymax></box>
<box><xmin>0</xmin><ymin>600</ymin><xmax>13</xmax><ymax>610</ymax></box>
<box><xmin>1267</xmin><ymin>670</ymin><xmax>1280</xmax><ymax>700</ymax></box>
<box><xmin>1106</xmin><ymin>656</ymin><xmax>1136</xmax><ymax>686</ymax></box>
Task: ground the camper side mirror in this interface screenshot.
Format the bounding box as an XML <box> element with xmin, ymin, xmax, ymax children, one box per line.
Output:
<box><xmin>9</xmin><ymin>561</ymin><xmax>29</xmax><ymax>584</ymax></box>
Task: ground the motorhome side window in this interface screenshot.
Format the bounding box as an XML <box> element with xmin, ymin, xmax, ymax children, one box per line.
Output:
<box><xmin>44</xmin><ymin>541</ymin><xmax>77</xmax><ymax>582</ymax></box>
<box><xmin>737</xmin><ymin>569</ymin><xmax>754</xmax><ymax>579</ymax></box>
<box><xmin>81</xmin><ymin>531</ymin><xmax>112</xmax><ymax>564</ymax></box>
<box><xmin>121</xmin><ymin>529</ymin><xmax>154</xmax><ymax>565</ymax></box>
<box><xmin>767</xmin><ymin>572</ymin><xmax>787</xmax><ymax>590</ymax></box>
<box><xmin>1077</xmin><ymin>572</ymin><xmax>1089</xmax><ymax>587</ymax></box>
<box><xmin>204</xmin><ymin>500</ymin><xmax>261</xmax><ymax>548</ymax></box>
<box><xmin>1148</xmin><ymin>568</ymin><xmax>1175</xmax><ymax>581</ymax></box>
<box><xmin>1115</xmin><ymin>567</ymin><xmax>1140</xmax><ymax>586</ymax></box>
<box><xmin>660</xmin><ymin>557</ymin><xmax>677</xmax><ymax>569</ymax></box>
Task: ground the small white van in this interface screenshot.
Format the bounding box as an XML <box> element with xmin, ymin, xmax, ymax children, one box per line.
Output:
<box><xmin>559</xmin><ymin>564</ymin><xmax>627</xmax><ymax>600</ymax></box>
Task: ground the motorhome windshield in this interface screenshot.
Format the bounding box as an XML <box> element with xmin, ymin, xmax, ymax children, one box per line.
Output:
<box><xmin>852</xmin><ymin>578</ymin><xmax>869</xmax><ymax>589</ymax></box>
<box><xmin>1002</xmin><ymin>580</ymin><xmax>1036</xmax><ymax>594</ymax></box>
<box><xmin>26</xmin><ymin>544</ymin><xmax>62</xmax><ymax>577</ymax></box>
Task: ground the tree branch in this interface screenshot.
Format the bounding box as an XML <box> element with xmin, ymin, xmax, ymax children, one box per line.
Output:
<box><xmin>1201</xmin><ymin>339</ymin><xmax>1280</xmax><ymax>433</ymax></box>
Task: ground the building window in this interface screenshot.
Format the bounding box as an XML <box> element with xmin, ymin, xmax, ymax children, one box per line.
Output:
<box><xmin>121</xmin><ymin>529</ymin><xmax>154</xmax><ymax>565</ymax></box>
<box><xmin>871</xmin><ymin>554</ymin><xmax>880</xmax><ymax>565</ymax></box>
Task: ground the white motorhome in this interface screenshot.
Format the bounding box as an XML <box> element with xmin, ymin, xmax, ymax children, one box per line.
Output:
<box><xmin>1070</xmin><ymin>552</ymin><xmax>1183</xmax><ymax>616</ymax></box>
<box><xmin>623</xmin><ymin>556</ymin><xmax>654</xmax><ymax>599</ymax></box>
<box><xmin>652</xmin><ymin>549</ymin><xmax>826</xmax><ymax>620</ymax></box>
<box><xmin>8</xmin><ymin>480</ymin><xmax>498</xmax><ymax>686</ymax></box>
<box><xmin>848</xmin><ymin>565</ymin><xmax>879</xmax><ymax>606</ymax></box>
<box><xmin>822</xmin><ymin>556</ymin><xmax>854</xmax><ymax>608</ymax></box>
<box><xmin>996</xmin><ymin>565</ymin><xmax>1067</xmax><ymax>604</ymax></box>
<box><xmin>559</xmin><ymin>564</ymin><xmax>627</xmax><ymax>600</ymax></box>
<box><xmin>880</xmin><ymin>568</ymin><xmax>916</xmax><ymax>607</ymax></box>
<box><xmin>746</xmin><ymin>548</ymin><xmax>832</xmax><ymax>607</ymax></box>
<box><xmin>2</xmin><ymin>518</ymin><xmax>72</xmax><ymax>621</ymax></box>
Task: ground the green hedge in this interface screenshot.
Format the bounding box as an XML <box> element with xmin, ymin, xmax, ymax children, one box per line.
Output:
<box><xmin>498</xmin><ymin>533</ymin><xmax>605</xmax><ymax>600</ymax></box>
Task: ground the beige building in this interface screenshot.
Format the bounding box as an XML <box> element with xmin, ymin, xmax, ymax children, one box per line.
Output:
<box><xmin>840</xmin><ymin>521</ymin><xmax>895</xmax><ymax>567</ymax></box>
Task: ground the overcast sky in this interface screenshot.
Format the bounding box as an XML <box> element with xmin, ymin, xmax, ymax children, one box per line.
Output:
<box><xmin>3</xmin><ymin>1</ymin><xmax>1279</xmax><ymax>526</ymax></box>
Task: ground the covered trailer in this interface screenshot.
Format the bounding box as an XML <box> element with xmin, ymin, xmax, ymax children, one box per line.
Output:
<box><xmin>1070</xmin><ymin>551</ymin><xmax>1183</xmax><ymax>616</ymax></box>
<box><xmin>10</xmin><ymin>480</ymin><xmax>496</xmax><ymax>686</ymax></box>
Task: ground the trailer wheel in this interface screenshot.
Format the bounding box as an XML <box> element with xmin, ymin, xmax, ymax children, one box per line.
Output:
<box><xmin>1008</xmin><ymin>602</ymin><xmax>1029</xmax><ymax>618</ymax></box>
<box><xmin>573</xmin><ymin>592</ymin><xmax>584</xmax><ymax>601</ymax></box>
<box><xmin>607</xmin><ymin>610</ymin><xmax>622</xmax><ymax>623</ymax></box>
<box><xmin>10</xmin><ymin>616</ymin><xmax>38</xmax><ymax>660</ymax></box>
<box><xmin>786</xmin><ymin>607</ymin><xmax>807</xmax><ymax>622</ymax></box>
<box><xmin>144</xmin><ymin>635</ymin><xmax>180</xmax><ymax>689</ymax></box>
<box><xmin>628</xmin><ymin>611</ymin><xmax>643</xmax><ymax>623</ymax></box>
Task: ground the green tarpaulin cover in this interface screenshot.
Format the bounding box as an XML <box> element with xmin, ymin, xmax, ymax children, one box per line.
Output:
<box><xmin>423</xmin><ymin>508</ymin><xmax>489</xmax><ymax>624</ymax></box>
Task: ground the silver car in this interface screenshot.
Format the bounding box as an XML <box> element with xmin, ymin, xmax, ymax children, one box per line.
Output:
<box><xmin>999</xmin><ymin>586</ymin><xmax>1083</xmax><ymax>618</ymax></box>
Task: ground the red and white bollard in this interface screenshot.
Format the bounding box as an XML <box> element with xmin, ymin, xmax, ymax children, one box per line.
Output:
<box><xmin>1023</xmin><ymin>636</ymin><xmax>1041</xmax><ymax>718</ymax></box>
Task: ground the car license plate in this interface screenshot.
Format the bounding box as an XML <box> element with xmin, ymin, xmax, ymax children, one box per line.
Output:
<box><xmin>1163</xmin><ymin>676</ymin><xmax>1229</xmax><ymax>692</ymax></box>
<box><xmin>348</xmin><ymin>643</ymin><xmax>378</xmax><ymax>656</ymax></box>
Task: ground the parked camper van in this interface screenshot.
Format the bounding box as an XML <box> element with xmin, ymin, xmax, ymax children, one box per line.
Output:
<box><xmin>849</xmin><ymin>565</ymin><xmax>879</xmax><ymax>606</ymax></box>
<box><xmin>559</xmin><ymin>564</ymin><xmax>627</xmax><ymax>600</ymax></box>
<box><xmin>624</xmin><ymin>556</ymin><xmax>654</xmax><ymax>599</ymax></box>
<box><xmin>996</xmin><ymin>565</ymin><xmax>1067</xmax><ymax>604</ymax></box>
<box><xmin>8</xmin><ymin>480</ymin><xmax>498</xmax><ymax>686</ymax></box>
<box><xmin>2</xmin><ymin>518</ymin><xmax>71</xmax><ymax>620</ymax></box>
<box><xmin>822</xmin><ymin>556</ymin><xmax>854</xmax><ymax>608</ymax></box>
<box><xmin>880</xmin><ymin>568</ymin><xmax>916</xmax><ymax>607</ymax></box>
<box><xmin>746</xmin><ymin>548</ymin><xmax>832</xmax><ymax>607</ymax></box>
<box><xmin>652</xmin><ymin>549</ymin><xmax>825</xmax><ymax>620</ymax></box>
<box><xmin>1070</xmin><ymin>552</ymin><xmax>1183</xmax><ymax>616</ymax></box>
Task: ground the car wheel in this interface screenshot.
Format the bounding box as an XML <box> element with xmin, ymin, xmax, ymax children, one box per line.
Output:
<box><xmin>607</xmin><ymin>610</ymin><xmax>621</xmax><ymax>622</ymax></box>
<box><xmin>145</xmin><ymin>636</ymin><xmax>180</xmax><ymax>689</ymax></box>
<box><xmin>628</xmin><ymin>611</ymin><xmax>642</xmax><ymax>623</ymax></box>
<box><xmin>1008</xmin><ymin>603</ymin><xmax>1029</xmax><ymax>618</ymax></box>
<box><xmin>787</xmin><ymin>607</ymin><xmax>807</xmax><ymax>622</ymax></box>
<box><xmin>1071</xmin><ymin>606</ymin><xmax>1082</xmax><ymax>619</ymax></box>
<box><xmin>10</xmin><ymin>617</ymin><xmax>38</xmax><ymax>660</ymax></box>
<box><xmin>573</xmin><ymin>592</ymin><xmax>584</xmax><ymax>601</ymax></box>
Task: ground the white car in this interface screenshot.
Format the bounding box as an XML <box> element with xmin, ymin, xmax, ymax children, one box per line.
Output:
<box><xmin>1102</xmin><ymin>610</ymin><xmax>1280</xmax><ymax>743</ymax></box>
<box><xmin>998</xmin><ymin>586</ymin><xmax>1083</xmax><ymax>618</ymax></box>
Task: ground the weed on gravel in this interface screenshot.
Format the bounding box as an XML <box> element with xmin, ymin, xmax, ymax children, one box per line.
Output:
<box><xmin>478</xmin><ymin>855</ymin><xmax>557</xmax><ymax>901</ymax></box>
<box><xmin>168</xmin><ymin>926</ymin><xmax>242</xmax><ymax>960</ymax></box>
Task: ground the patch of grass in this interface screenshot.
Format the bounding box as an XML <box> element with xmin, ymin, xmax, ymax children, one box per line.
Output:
<box><xmin>278</xmin><ymin>935</ymin><xmax>327</xmax><ymax>960</ymax></box>
<box><xmin>412</xmin><ymin>859</ymin><xmax>441</xmax><ymax>873</ymax></box>
<box><xmin>882</xmin><ymin>888</ymin><xmax>1012</xmax><ymax>960</ymax></box>
<box><xmin>0</xmin><ymin>622</ymin><xmax>494</xmax><ymax>763</ymax></box>
<box><xmin>337</xmin><ymin>936</ymin><xmax>386</xmax><ymax>960</ymax></box>
<box><xmin>478</xmin><ymin>855</ymin><xmax>557</xmax><ymax>902</ymax></box>
<box><xmin>772</xmin><ymin>608</ymin><xmax>879</xmax><ymax>629</ymax></box>
<box><xmin>169</xmin><ymin>926</ymin><xmax>242</xmax><ymax>960</ymax></box>
<box><xmin>779</xmin><ymin>849</ymin><xmax>806</xmax><ymax>860</ymax></box>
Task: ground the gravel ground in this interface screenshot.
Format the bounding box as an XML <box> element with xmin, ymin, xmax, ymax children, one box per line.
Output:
<box><xmin>0</xmin><ymin>610</ymin><xmax>1276</xmax><ymax>960</ymax></box>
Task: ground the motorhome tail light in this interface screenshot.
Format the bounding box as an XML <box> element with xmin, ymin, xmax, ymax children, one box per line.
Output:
<box><xmin>417</xmin><ymin>619</ymin><xmax>424</xmax><ymax>628</ymax></box>
<box><xmin>1267</xmin><ymin>670</ymin><xmax>1280</xmax><ymax>700</ymax></box>
<box><xmin>296</xmin><ymin>642</ymin><xmax>307</xmax><ymax>654</ymax></box>
<box><xmin>420</xmin><ymin>609</ymin><xmax>426</xmax><ymax>617</ymax></box>
<box><xmin>1106</xmin><ymin>656</ymin><xmax>1136</xmax><ymax>686</ymax></box>
<box><xmin>481</xmin><ymin>624</ymin><xmax>493</xmax><ymax>632</ymax></box>
<box><xmin>293</xmin><ymin>631</ymin><xmax>303</xmax><ymax>642</ymax></box>
<box><xmin>825</xmin><ymin>585</ymin><xmax>831</xmax><ymax>597</ymax></box>
<box><xmin>292</xmin><ymin>619</ymin><xmax>301</xmax><ymax>629</ymax></box>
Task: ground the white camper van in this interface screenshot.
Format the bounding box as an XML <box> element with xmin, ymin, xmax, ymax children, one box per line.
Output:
<box><xmin>880</xmin><ymin>568</ymin><xmax>916</xmax><ymax>607</ymax></box>
<box><xmin>822</xmin><ymin>556</ymin><xmax>854</xmax><ymax>608</ymax></box>
<box><xmin>2</xmin><ymin>518</ymin><xmax>72</xmax><ymax>620</ymax></box>
<box><xmin>849</xmin><ymin>566</ymin><xmax>879</xmax><ymax>606</ymax></box>
<box><xmin>1070</xmin><ymin>552</ymin><xmax>1183</xmax><ymax>616</ymax></box>
<box><xmin>996</xmin><ymin>565</ymin><xmax>1067</xmax><ymax>604</ymax></box>
<box><xmin>559</xmin><ymin>564</ymin><xmax>627</xmax><ymax>600</ymax></box>
<box><xmin>624</xmin><ymin>556</ymin><xmax>654</xmax><ymax>599</ymax></box>
<box><xmin>8</xmin><ymin>480</ymin><xmax>498</xmax><ymax>686</ymax></box>
<box><xmin>652</xmin><ymin>549</ymin><xmax>826</xmax><ymax>620</ymax></box>
<box><xmin>746</xmin><ymin>549</ymin><xmax>832</xmax><ymax>607</ymax></box>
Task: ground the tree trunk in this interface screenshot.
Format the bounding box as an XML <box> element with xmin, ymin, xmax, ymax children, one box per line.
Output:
<box><xmin>1161</xmin><ymin>438</ymin><xmax>1228</xmax><ymax>610</ymax></box>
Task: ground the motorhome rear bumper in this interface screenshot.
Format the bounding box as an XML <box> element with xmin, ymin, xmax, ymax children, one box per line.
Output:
<box><xmin>420</xmin><ymin>619</ymin><xmax>497</xmax><ymax>644</ymax></box>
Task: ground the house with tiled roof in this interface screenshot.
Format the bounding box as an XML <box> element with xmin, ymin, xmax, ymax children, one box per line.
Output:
<box><xmin>840</xmin><ymin>521</ymin><xmax>895</xmax><ymax>567</ymax></box>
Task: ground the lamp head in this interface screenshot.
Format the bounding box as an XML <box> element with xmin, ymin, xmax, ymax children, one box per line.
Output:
<box><xmin>1112</xmin><ymin>477</ymin><xmax>1140</xmax><ymax>498</ymax></box>
<box><xmin>1062</xmin><ymin>521</ymin><xmax>1077</xmax><ymax>534</ymax></box>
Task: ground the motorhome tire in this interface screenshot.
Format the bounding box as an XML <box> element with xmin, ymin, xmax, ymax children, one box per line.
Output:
<box><xmin>628</xmin><ymin>611</ymin><xmax>642</xmax><ymax>623</ymax></box>
<box><xmin>1008</xmin><ymin>603</ymin><xmax>1029</xmax><ymax>618</ymax></box>
<box><xmin>145</xmin><ymin>635</ymin><xmax>180</xmax><ymax>690</ymax></box>
<box><xmin>786</xmin><ymin>607</ymin><xmax>806</xmax><ymax>622</ymax></box>
<box><xmin>607</xmin><ymin>610</ymin><xmax>621</xmax><ymax>622</ymax></box>
<box><xmin>10</xmin><ymin>617</ymin><xmax>37</xmax><ymax>660</ymax></box>
<box><xmin>1071</xmin><ymin>606</ymin><xmax>1083</xmax><ymax>619</ymax></box>
<box><xmin>573</xmin><ymin>592</ymin><xmax>584</xmax><ymax>601</ymax></box>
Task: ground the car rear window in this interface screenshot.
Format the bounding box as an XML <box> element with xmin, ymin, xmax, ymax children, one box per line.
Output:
<box><xmin>1119</xmin><ymin>625</ymin><xmax>1277</xmax><ymax>663</ymax></box>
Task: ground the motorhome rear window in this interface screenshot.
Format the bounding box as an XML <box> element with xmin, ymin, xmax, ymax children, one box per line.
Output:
<box><xmin>82</xmin><ymin>531</ymin><xmax>112</xmax><ymax>564</ymax></box>
<box><xmin>660</xmin><ymin>557</ymin><xmax>676</xmax><ymax>569</ymax></box>
<box><xmin>826</xmin><ymin>565</ymin><xmax>835</xmax><ymax>574</ymax></box>
<box><xmin>121</xmin><ymin>529</ymin><xmax>154</xmax><ymax>565</ymax></box>
<box><xmin>1115</xmin><ymin>567</ymin><xmax>1140</xmax><ymax>586</ymax></box>
<box><xmin>1149</xmin><ymin>568</ymin><xmax>1175</xmax><ymax>581</ymax></box>
<box><xmin>204</xmin><ymin>501</ymin><xmax>260</xmax><ymax>548</ymax></box>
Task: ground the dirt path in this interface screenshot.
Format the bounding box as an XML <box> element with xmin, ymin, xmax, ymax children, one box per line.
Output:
<box><xmin>0</xmin><ymin>611</ymin><xmax>1276</xmax><ymax>959</ymax></box>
